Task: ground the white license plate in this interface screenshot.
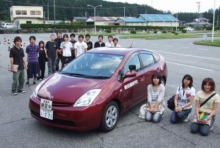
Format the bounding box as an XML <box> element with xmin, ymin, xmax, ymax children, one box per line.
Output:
<box><xmin>40</xmin><ymin>99</ymin><xmax>53</xmax><ymax>120</ymax></box>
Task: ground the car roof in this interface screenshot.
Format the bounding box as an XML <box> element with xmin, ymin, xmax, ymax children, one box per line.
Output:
<box><xmin>88</xmin><ymin>48</ymin><xmax>153</xmax><ymax>56</ymax></box>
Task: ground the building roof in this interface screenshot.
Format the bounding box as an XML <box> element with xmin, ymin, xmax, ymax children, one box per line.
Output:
<box><xmin>116</xmin><ymin>17</ymin><xmax>145</xmax><ymax>23</ymax></box>
<box><xmin>73</xmin><ymin>17</ymin><xmax>88</xmax><ymax>20</ymax></box>
<box><xmin>138</xmin><ymin>14</ymin><xmax>179</xmax><ymax>22</ymax></box>
<box><xmin>86</xmin><ymin>17</ymin><xmax>119</xmax><ymax>22</ymax></box>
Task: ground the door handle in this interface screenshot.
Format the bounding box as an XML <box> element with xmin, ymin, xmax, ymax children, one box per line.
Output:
<box><xmin>157</xmin><ymin>67</ymin><xmax>160</xmax><ymax>72</ymax></box>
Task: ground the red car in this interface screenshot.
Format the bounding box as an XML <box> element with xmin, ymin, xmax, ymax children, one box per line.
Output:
<box><xmin>29</xmin><ymin>48</ymin><xmax>167</xmax><ymax>132</ymax></box>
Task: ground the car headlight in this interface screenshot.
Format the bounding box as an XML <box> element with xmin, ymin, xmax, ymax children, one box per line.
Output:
<box><xmin>74</xmin><ymin>89</ymin><xmax>101</xmax><ymax>107</ymax></box>
<box><xmin>32</xmin><ymin>80</ymin><xmax>46</xmax><ymax>97</ymax></box>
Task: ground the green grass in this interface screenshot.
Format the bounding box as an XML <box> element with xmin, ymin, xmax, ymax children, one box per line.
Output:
<box><xmin>193</xmin><ymin>40</ymin><xmax>220</xmax><ymax>47</ymax></box>
<box><xmin>76</xmin><ymin>33</ymin><xmax>119</xmax><ymax>36</ymax></box>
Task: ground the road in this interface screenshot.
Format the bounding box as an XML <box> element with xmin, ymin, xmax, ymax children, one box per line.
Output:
<box><xmin>0</xmin><ymin>34</ymin><xmax>220</xmax><ymax>148</ymax></box>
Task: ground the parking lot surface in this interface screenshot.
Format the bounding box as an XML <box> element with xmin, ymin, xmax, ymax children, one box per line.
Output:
<box><xmin>0</xmin><ymin>34</ymin><xmax>220</xmax><ymax>148</ymax></box>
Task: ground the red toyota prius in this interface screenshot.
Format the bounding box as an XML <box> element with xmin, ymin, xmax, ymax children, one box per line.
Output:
<box><xmin>29</xmin><ymin>48</ymin><xmax>167</xmax><ymax>132</ymax></box>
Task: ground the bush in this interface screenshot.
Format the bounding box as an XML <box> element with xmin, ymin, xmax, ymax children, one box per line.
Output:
<box><xmin>106</xmin><ymin>29</ymin><xmax>111</xmax><ymax>33</ymax></box>
<box><xmin>182</xmin><ymin>30</ymin><xmax>187</xmax><ymax>33</ymax></box>
<box><xmin>162</xmin><ymin>30</ymin><xmax>167</xmax><ymax>33</ymax></box>
<box><xmin>174</xmin><ymin>33</ymin><xmax>178</xmax><ymax>35</ymax></box>
<box><xmin>172</xmin><ymin>31</ymin><xmax>176</xmax><ymax>34</ymax></box>
<box><xmin>154</xmin><ymin>30</ymin><xmax>157</xmax><ymax>34</ymax></box>
<box><xmin>130</xmin><ymin>30</ymin><xmax>136</xmax><ymax>34</ymax></box>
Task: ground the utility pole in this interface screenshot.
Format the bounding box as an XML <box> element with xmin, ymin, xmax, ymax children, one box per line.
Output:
<box><xmin>211</xmin><ymin>0</ymin><xmax>216</xmax><ymax>42</ymax></box>
<box><xmin>54</xmin><ymin>0</ymin><xmax>56</xmax><ymax>24</ymax></box>
<box><xmin>197</xmin><ymin>2</ymin><xmax>201</xmax><ymax>27</ymax></box>
<box><xmin>176</xmin><ymin>13</ymin><xmax>178</xmax><ymax>32</ymax></box>
<box><xmin>124</xmin><ymin>6</ymin><xmax>125</xmax><ymax>26</ymax></box>
<box><xmin>151</xmin><ymin>0</ymin><xmax>153</xmax><ymax>7</ymax></box>
<box><xmin>47</xmin><ymin>2</ymin><xmax>49</xmax><ymax>22</ymax></box>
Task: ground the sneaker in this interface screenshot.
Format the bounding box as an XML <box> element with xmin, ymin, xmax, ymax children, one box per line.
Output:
<box><xmin>33</xmin><ymin>82</ymin><xmax>36</xmax><ymax>85</ymax></box>
<box><xmin>26</xmin><ymin>82</ymin><xmax>29</xmax><ymax>86</ymax></box>
<box><xmin>13</xmin><ymin>92</ymin><xmax>18</xmax><ymax>96</ymax></box>
<box><xmin>18</xmin><ymin>90</ymin><xmax>25</xmax><ymax>93</ymax></box>
<box><xmin>183</xmin><ymin>114</ymin><xmax>190</xmax><ymax>123</ymax></box>
<box><xmin>210</xmin><ymin>125</ymin><xmax>214</xmax><ymax>131</ymax></box>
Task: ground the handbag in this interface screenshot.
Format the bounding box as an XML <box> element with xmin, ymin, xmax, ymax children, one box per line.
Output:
<box><xmin>167</xmin><ymin>87</ymin><xmax>180</xmax><ymax>110</ymax></box>
<box><xmin>192</xmin><ymin>93</ymin><xmax>216</xmax><ymax>125</ymax></box>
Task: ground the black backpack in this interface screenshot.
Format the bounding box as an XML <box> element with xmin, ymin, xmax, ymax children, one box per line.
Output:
<box><xmin>167</xmin><ymin>87</ymin><xmax>180</xmax><ymax>110</ymax></box>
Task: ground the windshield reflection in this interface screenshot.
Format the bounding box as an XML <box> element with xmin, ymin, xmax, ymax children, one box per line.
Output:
<box><xmin>60</xmin><ymin>53</ymin><xmax>124</xmax><ymax>79</ymax></box>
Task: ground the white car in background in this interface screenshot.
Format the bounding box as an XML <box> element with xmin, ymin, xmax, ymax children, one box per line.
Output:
<box><xmin>184</xmin><ymin>27</ymin><xmax>195</xmax><ymax>31</ymax></box>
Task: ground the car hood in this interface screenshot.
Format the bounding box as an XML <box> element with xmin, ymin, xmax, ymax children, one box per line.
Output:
<box><xmin>38</xmin><ymin>73</ymin><xmax>107</xmax><ymax>103</ymax></box>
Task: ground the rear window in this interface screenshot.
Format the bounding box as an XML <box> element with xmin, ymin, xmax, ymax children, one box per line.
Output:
<box><xmin>140</xmin><ymin>53</ymin><xmax>155</xmax><ymax>68</ymax></box>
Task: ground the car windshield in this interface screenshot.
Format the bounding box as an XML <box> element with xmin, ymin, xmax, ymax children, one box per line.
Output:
<box><xmin>60</xmin><ymin>53</ymin><xmax>124</xmax><ymax>79</ymax></box>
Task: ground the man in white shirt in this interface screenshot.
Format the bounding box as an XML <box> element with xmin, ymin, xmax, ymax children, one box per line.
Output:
<box><xmin>74</xmin><ymin>35</ymin><xmax>88</xmax><ymax>58</ymax></box>
<box><xmin>60</xmin><ymin>34</ymin><xmax>72</xmax><ymax>68</ymax></box>
<box><xmin>113</xmin><ymin>38</ymin><xmax>121</xmax><ymax>47</ymax></box>
<box><xmin>105</xmin><ymin>35</ymin><xmax>114</xmax><ymax>48</ymax></box>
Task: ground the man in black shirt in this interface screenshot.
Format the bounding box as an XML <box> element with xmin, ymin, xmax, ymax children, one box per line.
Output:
<box><xmin>45</xmin><ymin>34</ymin><xmax>58</xmax><ymax>76</ymax></box>
<box><xmin>9</xmin><ymin>36</ymin><xmax>27</xmax><ymax>95</ymax></box>
<box><xmin>85</xmin><ymin>34</ymin><xmax>93</xmax><ymax>50</ymax></box>
<box><xmin>70</xmin><ymin>33</ymin><xmax>77</xmax><ymax>60</ymax></box>
<box><xmin>55</xmin><ymin>31</ymin><xmax>63</xmax><ymax>71</ymax></box>
<box><xmin>94</xmin><ymin>35</ymin><xmax>105</xmax><ymax>48</ymax></box>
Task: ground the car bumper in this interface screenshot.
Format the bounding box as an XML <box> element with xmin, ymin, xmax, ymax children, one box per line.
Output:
<box><xmin>29</xmin><ymin>95</ymin><xmax>102</xmax><ymax>131</ymax></box>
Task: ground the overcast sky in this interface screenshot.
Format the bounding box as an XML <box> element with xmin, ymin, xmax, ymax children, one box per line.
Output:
<box><xmin>106</xmin><ymin>0</ymin><xmax>220</xmax><ymax>13</ymax></box>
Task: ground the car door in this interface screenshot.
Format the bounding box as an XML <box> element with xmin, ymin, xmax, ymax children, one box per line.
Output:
<box><xmin>139</xmin><ymin>51</ymin><xmax>159</xmax><ymax>89</ymax></box>
<box><xmin>119</xmin><ymin>53</ymin><xmax>146</xmax><ymax>110</ymax></box>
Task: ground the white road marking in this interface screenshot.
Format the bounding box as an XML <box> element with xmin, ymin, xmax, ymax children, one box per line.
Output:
<box><xmin>198</xmin><ymin>48</ymin><xmax>209</xmax><ymax>51</ymax></box>
<box><xmin>166</xmin><ymin>61</ymin><xmax>214</xmax><ymax>71</ymax></box>
<box><xmin>155</xmin><ymin>50</ymin><xmax>220</xmax><ymax>62</ymax></box>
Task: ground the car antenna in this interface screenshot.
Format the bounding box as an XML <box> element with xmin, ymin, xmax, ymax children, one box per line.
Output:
<box><xmin>129</xmin><ymin>41</ymin><xmax>134</xmax><ymax>48</ymax></box>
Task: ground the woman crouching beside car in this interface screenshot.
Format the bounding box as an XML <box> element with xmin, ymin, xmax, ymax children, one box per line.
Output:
<box><xmin>170</xmin><ymin>74</ymin><xmax>195</xmax><ymax>123</ymax></box>
<box><xmin>191</xmin><ymin>78</ymin><xmax>220</xmax><ymax>136</ymax></box>
<box><xmin>145</xmin><ymin>73</ymin><xmax>166</xmax><ymax>123</ymax></box>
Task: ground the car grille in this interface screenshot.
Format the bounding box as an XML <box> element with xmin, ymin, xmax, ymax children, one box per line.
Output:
<box><xmin>31</xmin><ymin>110</ymin><xmax>75</xmax><ymax>127</ymax></box>
<box><xmin>37</xmin><ymin>98</ymin><xmax>73</xmax><ymax>107</ymax></box>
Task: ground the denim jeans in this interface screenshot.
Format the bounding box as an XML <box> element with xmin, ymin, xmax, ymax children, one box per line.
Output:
<box><xmin>145</xmin><ymin>111</ymin><xmax>163</xmax><ymax>123</ymax></box>
<box><xmin>170</xmin><ymin>108</ymin><xmax>192</xmax><ymax>123</ymax></box>
<box><xmin>48</xmin><ymin>58</ymin><xmax>56</xmax><ymax>76</ymax></box>
<box><xmin>12</xmin><ymin>70</ymin><xmax>25</xmax><ymax>93</ymax></box>
<box><xmin>191</xmin><ymin>115</ymin><xmax>215</xmax><ymax>136</ymax></box>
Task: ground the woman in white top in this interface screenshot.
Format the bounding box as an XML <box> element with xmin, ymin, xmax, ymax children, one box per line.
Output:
<box><xmin>60</xmin><ymin>34</ymin><xmax>72</xmax><ymax>68</ymax></box>
<box><xmin>105</xmin><ymin>35</ymin><xmax>114</xmax><ymax>47</ymax></box>
<box><xmin>191</xmin><ymin>78</ymin><xmax>220</xmax><ymax>136</ymax></box>
<box><xmin>145</xmin><ymin>73</ymin><xmax>166</xmax><ymax>123</ymax></box>
<box><xmin>170</xmin><ymin>74</ymin><xmax>195</xmax><ymax>123</ymax></box>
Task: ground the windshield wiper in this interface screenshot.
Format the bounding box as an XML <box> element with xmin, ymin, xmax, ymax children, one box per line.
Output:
<box><xmin>89</xmin><ymin>76</ymin><xmax>110</xmax><ymax>79</ymax></box>
<box><xmin>61</xmin><ymin>72</ymin><xmax>89</xmax><ymax>77</ymax></box>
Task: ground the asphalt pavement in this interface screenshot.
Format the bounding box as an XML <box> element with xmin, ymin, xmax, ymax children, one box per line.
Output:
<box><xmin>0</xmin><ymin>33</ymin><xmax>220</xmax><ymax>148</ymax></box>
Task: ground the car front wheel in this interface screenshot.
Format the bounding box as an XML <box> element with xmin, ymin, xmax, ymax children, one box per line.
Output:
<box><xmin>100</xmin><ymin>101</ymin><xmax>119</xmax><ymax>132</ymax></box>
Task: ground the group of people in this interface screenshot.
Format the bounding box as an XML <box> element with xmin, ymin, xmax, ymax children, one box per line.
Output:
<box><xmin>142</xmin><ymin>73</ymin><xmax>219</xmax><ymax>136</ymax></box>
<box><xmin>9</xmin><ymin>32</ymin><xmax>121</xmax><ymax>95</ymax></box>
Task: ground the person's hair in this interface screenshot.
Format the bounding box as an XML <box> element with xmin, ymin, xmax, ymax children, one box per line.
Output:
<box><xmin>38</xmin><ymin>41</ymin><xmax>44</xmax><ymax>48</ymax></box>
<box><xmin>50</xmin><ymin>34</ymin><xmax>55</xmax><ymax>37</ymax></box>
<box><xmin>151</xmin><ymin>73</ymin><xmax>162</xmax><ymax>86</ymax></box>
<box><xmin>78</xmin><ymin>34</ymin><xmax>84</xmax><ymax>39</ymax></box>
<box><xmin>201</xmin><ymin>78</ymin><xmax>215</xmax><ymax>92</ymax></box>
<box><xmin>56</xmin><ymin>31</ymin><xmax>62</xmax><ymax>35</ymax></box>
<box><xmin>113</xmin><ymin>38</ymin><xmax>118</xmax><ymax>42</ymax></box>
<box><xmin>29</xmin><ymin>36</ymin><xmax>36</xmax><ymax>41</ymax></box>
<box><xmin>63</xmin><ymin>34</ymin><xmax>68</xmax><ymax>39</ymax></box>
<box><xmin>70</xmin><ymin>33</ymin><xmax>75</xmax><ymax>37</ymax></box>
<box><xmin>182</xmin><ymin>74</ymin><xmax>193</xmax><ymax>88</ymax></box>
<box><xmin>108</xmin><ymin>35</ymin><xmax>113</xmax><ymax>39</ymax></box>
<box><xmin>14</xmin><ymin>36</ymin><xmax>22</xmax><ymax>44</ymax></box>
<box><xmin>85</xmin><ymin>34</ymin><xmax>90</xmax><ymax>38</ymax></box>
<box><xmin>98</xmin><ymin>35</ymin><xmax>103</xmax><ymax>39</ymax></box>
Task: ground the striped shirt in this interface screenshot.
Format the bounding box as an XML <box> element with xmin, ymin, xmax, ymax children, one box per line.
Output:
<box><xmin>26</xmin><ymin>44</ymin><xmax>39</xmax><ymax>62</ymax></box>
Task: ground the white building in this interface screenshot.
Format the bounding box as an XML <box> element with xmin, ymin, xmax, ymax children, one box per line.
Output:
<box><xmin>10</xmin><ymin>6</ymin><xmax>45</xmax><ymax>27</ymax></box>
<box><xmin>86</xmin><ymin>17</ymin><xmax>119</xmax><ymax>25</ymax></box>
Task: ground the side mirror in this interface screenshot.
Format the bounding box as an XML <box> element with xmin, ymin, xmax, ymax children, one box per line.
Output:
<box><xmin>129</xmin><ymin>65</ymin><xmax>136</xmax><ymax>72</ymax></box>
<box><xmin>125</xmin><ymin>71</ymin><xmax>136</xmax><ymax>78</ymax></box>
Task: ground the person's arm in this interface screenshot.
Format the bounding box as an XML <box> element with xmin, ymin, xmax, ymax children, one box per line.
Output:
<box><xmin>154</xmin><ymin>85</ymin><xmax>165</xmax><ymax>111</ymax></box>
<box><xmin>74</xmin><ymin>43</ymin><xmax>77</xmax><ymax>57</ymax></box>
<box><xmin>195</xmin><ymin>99</ymin><xmax>201</xmax><ymax>122</ymax></box>
<box><xmin>147</xmin><ymin>85</ymin><xmax>154</xmax><ymax>112</ymax></box>
<box><xmin>45</xmin><ymin>42</ymin><xmax>48</xmax><ymax>59</ymax></box>
<box><xmin>22</xmin><ymin>50</ymin><xmax>27</xmax><ymax>69</ymax></box>
<box><xmin>174</xmin><ymin>87</ymin><xmax>181</xmax><ymax>112</ymax></box>
<box><xmin>84</xmin><ymin>43</ymin><xmax>88</xmax><ymax>52</ymax></box>
<box><xmin>10</xmin><ymin>57</ymin><xmax>14</xmax><ymax>72</ymax></box>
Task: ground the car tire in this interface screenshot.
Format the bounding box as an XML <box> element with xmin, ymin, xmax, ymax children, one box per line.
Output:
<box><xmin>161</xmin><ymin>77</ymin><xmax>166</xmax><ymax>86</ymax></box>
<box><xmin>100</xmin><ymin>101</ymin><xmax>119</xmax><ymax>132</ymax></box>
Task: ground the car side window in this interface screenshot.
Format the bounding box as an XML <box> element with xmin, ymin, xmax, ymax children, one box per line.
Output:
<box><xmin>123</xmin><ymin>54</ymin><xmax>141</xmax><ymax>73</ymax></box>
<box><xmin>140</xmin><ymin>53</ymin><xmax>155</xmax><ymax>68</ymax></box>
<box><xmin>153</xmin><ymin>54</ymin><xmax>160</xmax><ymax>63</ymax></box>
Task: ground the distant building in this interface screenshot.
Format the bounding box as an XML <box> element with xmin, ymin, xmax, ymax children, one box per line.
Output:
<box><xmin>86</xmin><ymin>17</ymin><xmax>119</xmax><ymax>25</ymax></box>
<box><xmin>47</xmin><ymin>20</ymin><xmax>71</xmax><ymax>24</ymax></box>
<box><xmin>10</xmin><ymin>6</ymin><xmax>45</xmax><ymax>27</ymax></box>
<box><xmin>116</xmin><ymin>14</ymin><xmax>179</xmax><ymax>27</ymax></box>
<box><xmin>184</xmin><ymin>18</ymin><xmax>211</xmax><ymax>27</ymax></box>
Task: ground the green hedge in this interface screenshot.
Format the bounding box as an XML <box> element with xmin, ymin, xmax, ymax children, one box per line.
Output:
<box><xmin>20</xmin><ymin>24</ymin><xmax>185</xmax><ymax>30</ymax></box>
